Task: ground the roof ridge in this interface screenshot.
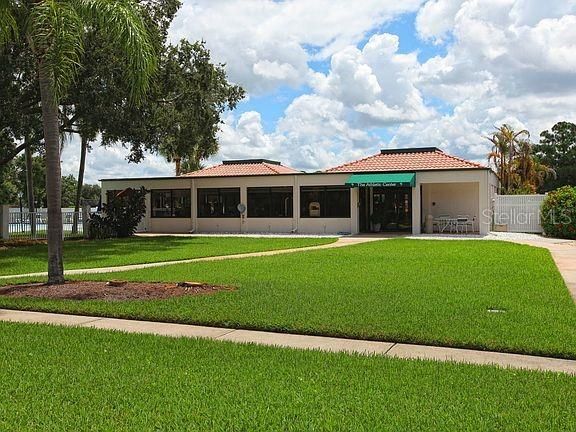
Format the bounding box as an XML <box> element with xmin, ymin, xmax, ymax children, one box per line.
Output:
<box><xmin>181</xmin><ymin>162</ymin><xmax>220</xmax><ymax>176</ymax></box>
<box><xmin>325</xmin><ymin>152</ymin><xmax>382</xmax><ymax>172</ymax></box>
<box><xmin>263</xmin><ymin>162</ymin><xmax>282</xmax><ymax>174</ymax></box>
<box><xmin>324</xmin><ymin>148</ymin><xmax>489</xmax><ymax>173</ymax></box>
<box><xmin>181</xmin><ymin>160</ymin><xmax>301</xmax><ymax>177</ymax></box>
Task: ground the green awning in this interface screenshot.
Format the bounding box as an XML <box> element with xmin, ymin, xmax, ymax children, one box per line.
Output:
<box><xmin>345</xmin><ymin>173</ymin><xmax>416</xmax><ymax>187</ymax></box>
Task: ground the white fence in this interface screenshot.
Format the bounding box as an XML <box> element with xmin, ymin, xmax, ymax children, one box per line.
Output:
<box><xmin>1</xmin><ymin>206</ymin><xmax>98</xmax><ymax>240</ymax></box>
<box><xmin>493</xmin><ymin>194</ymin><xmax>546</xmax><ymax>233</ymax></box>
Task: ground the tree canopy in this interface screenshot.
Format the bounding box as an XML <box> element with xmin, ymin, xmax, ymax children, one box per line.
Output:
<box><xmin>100</xmin><ymin>39</ymin><xmax>245</xmax><ymax>175</ymax></box>
<box><xmin>535</xmin><ymin>121</ymin><xmax>576</xmax><ymax>191</ymax></box>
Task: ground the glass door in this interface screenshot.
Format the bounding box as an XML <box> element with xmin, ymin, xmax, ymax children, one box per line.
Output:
<box><xmin>372</xmin><ymin>187</ymin><xmax>412</xmax><ymax>232</ymax></box>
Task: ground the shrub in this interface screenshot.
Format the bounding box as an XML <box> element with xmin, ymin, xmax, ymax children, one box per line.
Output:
<box><xmin>89</xmin><ymin>187</ymin><xmax>148</xmax><ymax>239</ymax></box>
<box><xmin>541</xmin><ymin>186</ymin><xmax>576</xmax><ymax>239</ymax></box>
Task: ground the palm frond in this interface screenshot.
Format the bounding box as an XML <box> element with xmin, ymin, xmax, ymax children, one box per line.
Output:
<box><xmin>72</xmin><ymin>0</ymin><xmax>157</xmax><ymax>102</ymax></box>
<box><xmin>27</xmin><ymin>0</ymin><xmax>84</xmax><ymax>100</ymax></box>
<box><xmin>0</xmin><ymin>0</ymin><xmax>18</xmax><ymax>47</ymax></box>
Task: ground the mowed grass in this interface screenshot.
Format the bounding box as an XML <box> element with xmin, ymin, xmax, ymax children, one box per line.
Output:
<box><xmin>1</xmin><ymin>322</ymin><xmax>575</xmax><ymax>431</ymax></box>
<box><xmin>0</xmin><ymin>235</ymin><xmax>335</xmax><ymax>276</ymax></box>
<box><xmin>2</xmin><ymin>239</ymin><xmax>575</xmax><ymax>358</ymax></box>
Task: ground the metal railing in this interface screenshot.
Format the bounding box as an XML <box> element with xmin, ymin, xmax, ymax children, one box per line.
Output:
<box><xmin>5</xmin><ymin>209</ymin><xmax>95</xmax><ymax>240</ymax></box>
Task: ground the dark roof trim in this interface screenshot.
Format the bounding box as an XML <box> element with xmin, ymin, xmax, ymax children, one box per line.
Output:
<box><xmin>100</xmin><ymin>166</ymin><xmax>491</xmax><ymax>182</ymax></box>
<box><xmin>380</xmin><ymin>147</ymin><xmax>441</xmax><ymax>154</ymax></box>
<box><xmin>222</xmin><ymin>159</ymin><xmax>281</xmax><ymax>165</ymax></box>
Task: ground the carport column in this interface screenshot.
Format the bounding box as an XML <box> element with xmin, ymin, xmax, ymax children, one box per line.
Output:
<box><xmin>350</xmin><ymin>187</ymin><xmax>359</xmax><ymax>234</ymax></box>
<box><xmin>478</xmin><ymin>174</ymin><xmax>489</xmax><ymax>235</ymax></box>
<box><xmin>293</xmin><ymin>175</ymin><xmax>300</xmax><ymax>233</ymax></box>
<box><xmin>240</xmin><ymin>186</ymin><xmax>247</xmax><ymax>233</ymax></box>
<box><xmin>0</xmin><ymin>205</ymin><xmax>9</xmax><ymax>239</ymax></box>
<box><xmin>412</xmin><ymin>183</ymin><xmax>421</xmax><ymax>235</ymax></box>
<box><xmin>191</xmin><ymin>179</ymin><xmax>197</xmax><ymax>232</ymax></box>
<box><xmin>147</xmin><ymin>193</ymin><xmax>153</xmax><ymax>232</ymax></box>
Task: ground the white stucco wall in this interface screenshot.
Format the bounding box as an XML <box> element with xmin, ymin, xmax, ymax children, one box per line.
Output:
<box><xmin>100</xmin><ymin>178</ymin><xmax>193</xmax><ymax>233</ymax></box>
<box><xmin>421</xmin><ymin>182</ymin><xmax>480</xmax><ymax>230</ymax></box>
<box><xmin>414</xmin><ymin>169</ymin><xmax>495</xmax><ymax>235</ymax></box>
<box><xmin>101</xmin><ymin>168</ymin><xmax>496</xmax><ymax>235</ymax></box>
<box><xmin>101</xmin><ymin>174</ymin><xmax>356</xmax><ymax>234</ymax></box>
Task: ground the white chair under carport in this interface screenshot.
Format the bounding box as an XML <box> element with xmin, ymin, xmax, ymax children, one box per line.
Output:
<box><xmin>455</xmin><ymin>215</ymin><xmax>475</xmax><ymax>233</ymax></box>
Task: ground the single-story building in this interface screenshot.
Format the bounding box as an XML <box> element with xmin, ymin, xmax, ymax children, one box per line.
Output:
<box><xmin>101</xmin><ymin>147</ymin><xmax>498</xmax><ymax>235</ymax></box>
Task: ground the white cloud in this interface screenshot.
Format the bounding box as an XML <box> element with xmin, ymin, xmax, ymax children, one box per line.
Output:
<box><xmin>311</xmin><ymin>33</ymin><xmax>434</xmax><ymax>125</ymax></box>
<box><xmin>423</xmin><ymin>0</ymin><xmax>576</xmax><ymax>97</ymax></box>
<box><xmin>253</xmin><ymin>60</ymin><xmax>300</xmax><ymax>83</ymax></box>
<box><xmin>61</xmin><ymin>136</ymin><xmax>173</xmax><ymax>184</ymax></box>
<box><xmin>214</xmin><ymin>96</ymin><xmax>379</xmax><ymax>171</ymax></box>
<box><xmin>396</xmin><ymin>0</ymin><xmax>576</xmax><ymax>161</ymax></box>
<box><xmin>509</xmin><ymin>0</ymin><xmax>576</xmax><ymax>25</ymax></box>
<box><xmin>415</xmin><ymin>0</ymin><xmax>464</xmax><ymax>43</ymax></box>
<box><xmin>169</xmin><ymin>0</ymin><xmax>425</xmax><ymax>93</ymax></box>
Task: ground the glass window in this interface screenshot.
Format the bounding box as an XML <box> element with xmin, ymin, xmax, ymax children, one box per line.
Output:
<box><xmin>106</xmin><ymin>190</ymin><xmax>121</xmax><ymax>203</ymax></box>
<box><xmin>151</xmin><ymin>189</ymin><xmax>191</xmax><ymax>218</ymax></box>
<box><xmin>247</xmin><ymin>187</ymin><xmax>293</xmax><ymax>218</ymax></box>
<box><xmin>172</xmin><ymin>190</ymin><xmax>192</xmax><ymax>217</ymax></box>
<box><xmin>300</xmin><ymin>186</ymin><xmax>350</xmax><ymax>218</ymax></box>
<box><xmin>197</xmin><ymin>188</ymin><xmax>240</xmax><ymax>218</ymax></box>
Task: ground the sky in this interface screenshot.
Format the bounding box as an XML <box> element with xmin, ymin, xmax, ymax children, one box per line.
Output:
<box><xmin>61</xmin><ymin>0</ymin><xmax>576</xmax><ymax>184</ymax></box>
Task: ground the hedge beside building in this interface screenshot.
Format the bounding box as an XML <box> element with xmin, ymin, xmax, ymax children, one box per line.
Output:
<box><xmin>541</xmin><ymin>186</ymin><xmax>576</xmax><ymax>239</ymax></box>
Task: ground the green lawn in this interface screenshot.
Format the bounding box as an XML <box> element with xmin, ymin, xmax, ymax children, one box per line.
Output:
<box><xmin>2</xmin><ymin>239</ymin><xmax>575</xmax><ymax>358</ymax></box>
<box><xmin>0</xmin><ymin>236</ymin><xmax>335</xmax><ymax>276</ymax></box>
<box><xmin>0</xmin><ymin>322</ymin><xmax>574</xmax><ymax>431</ymax></box>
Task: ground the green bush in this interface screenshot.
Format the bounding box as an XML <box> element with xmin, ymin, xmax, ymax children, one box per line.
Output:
<box><xmin>541</xmin><ymin>186</ymin><xmax>576</xmax><ymax>239</ymax></box>
<box><xmin>89</xmin><ymin>187</ymin><xmax>148</xmax><ymax>239</ymax></box>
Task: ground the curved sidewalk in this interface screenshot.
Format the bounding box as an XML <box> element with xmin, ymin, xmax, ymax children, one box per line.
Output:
<box><xmin>0</xmin><ymin>236</ymin><xmax>381</xmax><ymax>280</ymax></box>
<box><xmin>1</xmin><ymin>308</ymin><xmax>575</xmax><ymax>375</ymax></box>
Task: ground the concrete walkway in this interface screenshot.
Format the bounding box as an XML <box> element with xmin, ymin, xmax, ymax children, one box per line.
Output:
<box><xmin>1</xmin><ymin>308</ymin><xmax>575</xmax><ymax>375</ymax></box>
<box><xmin>0</xmin><ymin>236</ymin><xmax>381</xmax><ymax>280</ymax></box>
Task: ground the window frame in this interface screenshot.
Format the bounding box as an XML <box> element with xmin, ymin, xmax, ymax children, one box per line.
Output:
<box><xmin>150</xmin><ymin>189</ymin><xmax>191</xmax><ymax>219</ymax></box>
<box><xmin>247</xmin><ymin>186</ymin><xmax>294</xmax><ymax>218</ymax></box>
<box><xmin>105</xmin><ymin>190</ymin><xmax>121</xmax><ymax>204</ymax></box>
<box><xmin>197</xmin><ymin>187</ymin><xmax>241</xmax><ymax>218</ymax></box>
<box><xmin>300</xmin><ymin>185</ymin><xmax>351</xmax><ymax>218</ymax></box>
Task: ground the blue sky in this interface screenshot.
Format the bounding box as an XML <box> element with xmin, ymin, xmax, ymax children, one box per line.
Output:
<box><xmin>62</xmin><ymin>0</ymin><xmax>576</xmax><ymax>183</ymax></box>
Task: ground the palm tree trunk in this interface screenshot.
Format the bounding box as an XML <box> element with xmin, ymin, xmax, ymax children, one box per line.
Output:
<box><xmin>174</xmin><ymin>156</ymin><xmax>181</xmax><ymax>176</ymax></box>
<box><xmin>72</xmin><ymin>134</ymin><xmax>88</xmax><ymax>234</ymax></box>
<box><xmin>38</xmin><ymin>61</ymin><xmax>64</xmax><ymax>284</ymax></box>
<box><xmin>24</xmin><ymin>140</ymin><xmax>36</xmax><ymax>237</ymax></box>
<box><xmin>507</xmin><ymin>143</ymin><xmax>515</xmax><ymax>193</ymax></box>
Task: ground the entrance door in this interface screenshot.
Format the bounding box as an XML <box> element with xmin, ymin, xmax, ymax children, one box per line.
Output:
<box><xmin>373</xmin><ymin>187</ymin><xmax>412</xmax><ymax>232</ymax></box>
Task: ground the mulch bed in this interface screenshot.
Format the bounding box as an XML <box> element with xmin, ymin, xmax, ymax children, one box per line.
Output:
<box><xmin>0</xmin><ymin>281</ymin><xmax>233</xmax><ymax>301</ymax></box>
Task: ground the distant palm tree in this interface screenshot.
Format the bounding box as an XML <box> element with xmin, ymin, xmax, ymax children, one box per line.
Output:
<box><xmin>486</xmin><ymin>124</ymin><xmax>530</xmax><ymax>194</ymax></box>
<box><xmin>514</xmin><ymin>139</ymin><xmax>555</xmax><ymax>193</ymax></box>
<box><xmin>0</xmin><ymin>1</ymin><xmax>155</xmax><ymax>284</ymax></box>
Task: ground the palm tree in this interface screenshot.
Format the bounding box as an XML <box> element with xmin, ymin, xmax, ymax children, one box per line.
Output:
<box><xmin>514</xmin><ymin>139</ymin><xmax>555</xmax><ymax>192</ymax></box>
<box><xmin>486</xmin><ymin>124</ymin><xmax>530</xmax><ymax>194</ymax></box>
<box><xmin>532</xmin><ymin>160</ymin><xmax>556</xmax><ymax>191</ymax></box>
<box><xmin>0</xmin><ymin>1</ymin><xmax>155</xmax><ymax>284</ymax></box>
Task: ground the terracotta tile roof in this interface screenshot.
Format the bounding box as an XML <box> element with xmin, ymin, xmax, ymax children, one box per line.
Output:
<box><xmin>325</xmin><ymin>147</ymin><xmax>487</xmax><ymax>173</ymax></box>
<box><xmin>182</xmin><ymin>159</ymin><xmax>301</xmax><ymax>177</ymax></box>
